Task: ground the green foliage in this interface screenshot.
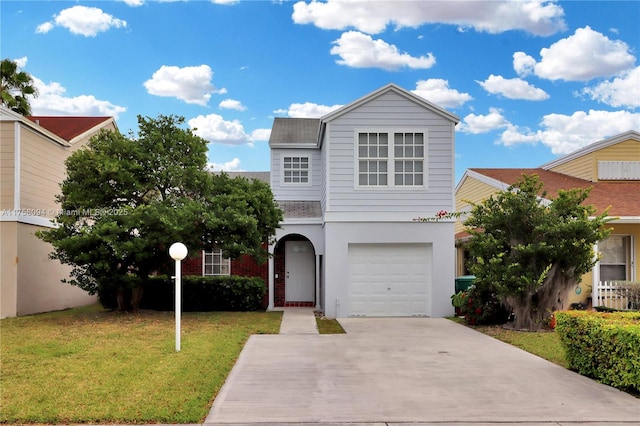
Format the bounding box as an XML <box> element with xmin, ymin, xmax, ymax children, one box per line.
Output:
<box><xmin>453</xmin><ymin>286</ymin><xmax>510</xmax><ymax>325</ymax></box>
<box><xmin>464</xmin><ymin>174</ymin><xmax>610</xmax><ymax>330</ymax></box>
<box><xmin>37</xmin><ymin>114</ymin><xmax>282</xmax><ymax>311</ymax></box>
<box><xmin>555</xmin><ymin>311</ymin><xmax>640</xmax><ymax>393</ymax></box>
<box><xmin>100</xmin><ymin>275</ymin><xmax>266</xmax><ymax>312</ymax></box>
<box><xmin>1</xmin><ymin>58</ymin><xmax>38</xmax><ymax>115</ymax></box>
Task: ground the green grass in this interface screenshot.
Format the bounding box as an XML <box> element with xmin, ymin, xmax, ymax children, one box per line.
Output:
<box><xmin>448</xmin><ymin>317</ymin><xmax>567</xmax><ymax>368</ymax></box>
<box><xmin>0</xmin><ymin>304</ymin><xmax>282</xmax><ymax>424</ymax></box>
<box><xmin>315</xmin><ymin>317</ymin><xmax>346</xmax><ymax>334</ymax></box>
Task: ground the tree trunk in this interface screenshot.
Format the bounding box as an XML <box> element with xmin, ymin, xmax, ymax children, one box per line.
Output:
<box><xmin>115</xmin><ymin>285</ymin><xmax>143</xmax><ymax>312</ymax></box>
<box><xmin>506</xmin><ymin>266</ymin><xmax>576</xmax><ymax>331</ymax></box>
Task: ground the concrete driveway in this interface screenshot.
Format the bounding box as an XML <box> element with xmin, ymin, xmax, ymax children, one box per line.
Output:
<box><xmin>205</xmin><ymin>318</ymin><xmax>639</xmax><ymax>424</ymax></box>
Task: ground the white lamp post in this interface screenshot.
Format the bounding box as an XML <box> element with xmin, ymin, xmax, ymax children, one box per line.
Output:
<box><xmin>169</xmin><ymin>242</ymin><xmax>188</xmax><ymax>352</ymax></box>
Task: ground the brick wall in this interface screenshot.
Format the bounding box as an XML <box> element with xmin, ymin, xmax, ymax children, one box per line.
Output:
<box><xmin>182</xmin><ymin>249</ymin><xmax>270</xmax><ymax>309</ymax></box>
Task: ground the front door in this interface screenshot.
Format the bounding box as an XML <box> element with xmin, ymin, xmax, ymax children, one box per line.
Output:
<box><xmin>285</xmin><ymin>240</ymin><xmax>315</xmax><ymax>302</ymax></box>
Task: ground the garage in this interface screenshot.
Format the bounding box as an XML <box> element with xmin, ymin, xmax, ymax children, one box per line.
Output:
<box><xmin>348</xmin><ymin>243</ymin><xmax>431</xmax><ymax>317</ymax></box>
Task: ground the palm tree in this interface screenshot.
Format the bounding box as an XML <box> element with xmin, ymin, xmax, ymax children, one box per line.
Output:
<box><xmin>1</xmin><ymin>58</ymin><xmax>38</xmax><ymax>115</ymax></box>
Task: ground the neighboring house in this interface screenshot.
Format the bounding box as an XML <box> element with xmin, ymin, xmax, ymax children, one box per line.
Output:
<box><xmin>0</xmin><ymin>106</ymin><xmax>117</xmax><ymax>318</ymax></box>
<box><xmin>455</xmin><ymin>130</ymin><xmax>640</xmax><ymax>309</ymax></box>
<box><xmin>184</xmin><ymin>83</ymin><xmax>460</xmax><ymax>318</ymax></box>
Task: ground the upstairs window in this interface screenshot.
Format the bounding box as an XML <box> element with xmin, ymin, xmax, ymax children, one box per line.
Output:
<box><xmin>394</xmin><ymin>132</ymin><xmax>424</xmax><ymax>186</ymax></box>
<box><xmin>203</xmin><ymin>249</ymin><xmax>231</xmax><ymax>276</ymax></box>
<box><xmin>358</xmin><ymin>132</ymin><xmax>388</xmax><ymax>186</ymax></box>
<box><xmin>357</xmin><ymin>130</ymin><xmax>426</xmax><ymax>188</ymax></box>
<box><xmin>283</xmin><ymin>156</ymin><xmax>310</xmax><ymax>184</ymax></box>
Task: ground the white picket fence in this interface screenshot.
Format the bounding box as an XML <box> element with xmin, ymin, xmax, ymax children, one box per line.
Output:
<box><xmin>593</xmin><ymin>281</ymin><xmax>640</xmax><ymax>311</ymax></box>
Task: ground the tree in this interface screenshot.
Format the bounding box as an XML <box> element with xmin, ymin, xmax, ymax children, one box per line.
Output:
<box><xmin>37</xmin><ymin>114</ymin><xmax>282</xmax><ymax>311</ymax></box>
<box><xmin>1</xmin><ymin>59</ymin><xmax>38</xmax><ymax>115</ymax></box>
<box><xmin>463</xmin><ymin>174</ymin><xmax>610</xmax><ymax>330</ymax></box>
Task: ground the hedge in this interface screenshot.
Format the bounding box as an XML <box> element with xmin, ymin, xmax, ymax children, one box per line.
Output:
<box><xmin>100</xmin><ymin>275</ymin><xmax>266</xmax><ymax>311</ymax></box>
<box><xmin>555</xmin><ymin>310</ymin><xmax>640</xmax><ymax>393</ymax></box>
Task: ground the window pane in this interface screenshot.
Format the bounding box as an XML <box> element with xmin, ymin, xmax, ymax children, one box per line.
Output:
<box><xmin>394</xmin><ymin>133</ymin><xmax>403</xmax><ymax>145</ymax></box>
<box><xmin>415</xmin><ymin>146</ymin><xmax>424</xmax><ymax>157</ymax></box>
<box><xmin>379</xmin><ymin>161</ymin><xmax>387</xmax><ymax>172</ymax></box>
<box><xmin>406</xmin><ymin>161</ymin><xmax>413</xmax><ymax>172</ymax></box>
<box><xmin>369</xmin><ymin>175</ymin><xmax>378</xmax><ymax>185</ymax></box>
<box><xmin>379</xmin><ymin>133</ymin><xmax>388</xmax><ymax>145</ymax></box>
<box><xmin>601</xmin><ymin>265</ymin><xmax>627</xmax><ymax>281</ymax></box>
<box><xmin>359</xmin><ymin>133</ymin><xmax>367</xmax><ymax>145</ymax></box>
<box><xmin>379</xmin><ymin>146</ymin><xmax>388</xmax><ymax>157</ymax></box>
<box><xmin>379</xmin><ymin>174</ymin><xmax>387</xmax><ymax>185</ymax></box>
<box><xmin>359</xmin><ymin>174</ymin><xmax>368</xmax><ymax>185</ymax></box>
<box><xmin>370</xmin><ymin>162</ymin><xmax>378</xmax><ymax>172</ymax></box>
<box><xmin>395</xmin><ymin>145</ymin><xmax>403</xmax><ymax>157</ymax></box>
<box><xmin>415</xmin><ymin>133</ymin><xmax>424</xmax><ymax>145</ymax></box>
<box><xmin>359</xmin><ymin>146</ymin><xmax>367</xmax><ymax>157</ymax></box>
<box><xmin>415</xmin><ymin>174</ymin><xmax>423</xmax><ymax>185</ymax></box>
<box><xmin>395</xmin><ymin>174</ymin><xmax>403</xmax><ymax>185</ymax></box>
<box><xmin>395</xmin><ymin>160</ymin><xmax>403</xmax><ymax>172</ymax></box>
<box><xmin>405</xmin><ymin>146</ymin><xmax>414</xmax><ymax>158</ymax></box>
<box><xmin>369</xmin><ymin>146</ymin><xmax>378</xmax><ymax>158</ymax></box>
<box><xmin>406</xmin><ymin>175</ymin><xmax>414</xmax><ymax>186</ymax></box>
<box><xmin>359</xmin><ymin>161</ymin><xmax>367</xmax><ymax>172</ymax></box>
<box><xmin>415</xmin><ymin>161</ymin><xmax>423</xmax><ymax>172</ymax></box>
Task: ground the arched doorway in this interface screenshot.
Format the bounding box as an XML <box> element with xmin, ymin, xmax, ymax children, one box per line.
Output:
<box><xmin>274</xmin><ymin>234</ymin><xmax>316</xmax><ymax>307</ymax></box>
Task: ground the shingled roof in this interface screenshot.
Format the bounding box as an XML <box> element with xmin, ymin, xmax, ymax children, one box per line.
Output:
<box><xmin>27</xmin><ymin>116</ymin><xmax>113</xmax><ymax>142</ymax></box>
<box><xmin>268</xmin><ymin>118</ymin><xmax>321</xmax><ymax>147</ymax></box>
<box><xmin>469</xmin><ymin>168</ymin><xmax>640</xmax><ymax>217</ymax></box>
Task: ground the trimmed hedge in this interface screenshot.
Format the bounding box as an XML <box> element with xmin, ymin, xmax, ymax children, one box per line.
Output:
<box><xmin>99</xmin><ymin>275</ymin><xmax>266</xmax><ymax>311</ymax></box>
<box><xmin>555</xmin><ymin>311</ymin><xmax>640</xmax><ymax>393</ymax></box>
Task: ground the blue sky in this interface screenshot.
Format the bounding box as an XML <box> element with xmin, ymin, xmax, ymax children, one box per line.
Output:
<box><xmin>2</xmin><ymin>0</ymin><xmax>639</xmax><ymax>182</ymax></box>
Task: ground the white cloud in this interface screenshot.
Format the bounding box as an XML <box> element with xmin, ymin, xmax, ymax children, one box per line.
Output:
<box><xmin>37</xmin><ymin>6</ymin><xmax>127</xmax><ymax>37</ymax></box>
<box><xmin>212</xmin><ymin>0</ymin><xmax>240</xmax><ymax>4</ymax></box>
<box><xmin>144</xmin><ymin>65</ymin><xmax>219</xmax><ymax>106</ymax></box>
<box><xmin>514</xmin><ymin>26</ymin><xmax>636</xmax><ymax>81</ymax></box>
<box><xmin>459</xmin><ymin>108</ymin><xmax>510</xmax><ymax>134</ymax></box>
<box><xmin>30</xmin><ymin>77</ymin><xmax>126</xmax><ymax>118</ymax></box>
<box><xmin>188</xmin><ymin>113</ymin><xmax>253</xmax><ymax>145</ymax></box>
<box><xmin>477</xmin><ymin>74</ymin><xmax>549</xmax><ymax>101</ymax></box>
<box><xmin>120</xmin><ymin>0</ymin><xmax>144</xmax><ymax>6</ymax></box>
<box><xmin>411</xmin><ymin>79</ymin><xmax>472</xmax><ymax>109</ymax></box>
<box><xmin>250</xmin><ymin>128</ymin><xmax>271</xmax><ymax>141</ymax></box>
<box><xmin>277</xmin><ymin>102</ymin><xmax>343</xmax><ymax>118</ymax></box>
<box><xmin>330</xmin><ymin>31</ymin><xmax>435</xmax><ymax>70</ymax></box>
<box><xmin>292</xmin><ymin>0</ymin><xmax>565</xmax><ymax>36</ymax></box>
<box><xmin>219</xmin><ymin>98</ymin><xmax>247</xmax><ymax>111</ymax></box>
<box><xmin>13</xmin><ymin>56</ymin><xmax>28</xmax><ymax>68</ymax></box>
<box><xmin>207</xmin><ymin>158</ymin><xmax>243</xmax><ymax>172</ymax></box>
<box><xmin>497</xmin><ymin>109</ymin><xmax>640</xmax><ymax>154</ymax></box>
<box><xmin>582</xmin><ymin>66</ymin><xmax>640</xmax><ymax>109</ymax></box>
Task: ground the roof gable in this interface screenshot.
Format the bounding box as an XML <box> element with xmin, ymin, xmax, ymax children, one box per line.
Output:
<box><xmin>27</xmin><ymin>116</ymin><xmax>114</xmax><ymax>143</ymax></box>
<box><xmin>321</xmin><ymin>83</ymin><xmax>459</xmax><ymax>124</ymax></box>
<box><xmin>541</xmin><ymin>130</ymin><xmax>640</xmax><ymax>170</ymax></box>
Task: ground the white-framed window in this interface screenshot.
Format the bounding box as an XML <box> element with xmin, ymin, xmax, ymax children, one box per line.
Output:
<box><xmin>282</xmin><ymin>156</ymin><xmax>310</xmax><ymax>184</ymax></box>
<box><xmin>202</xmin><ymin>249</ymin><xmax>231</xmax><ymax>276</ymax></box>
<box><xmin>356</xmin><ymin>130</ymin><xmax>426</xmax><ymax>188</ymax></box>
<box><xmin>599</xmin><ymin>235</ymin><xmax>632</xmax><ymax>281</ymax></box>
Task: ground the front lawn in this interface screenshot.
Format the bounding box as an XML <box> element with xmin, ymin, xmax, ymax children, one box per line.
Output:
<box><xmin>0</xmin><ymin>304</ymin><xmax>282</xmax><ymax>424</ymax></box>
<box><xmin>449</xmin><ymin>317</ymin><xmax>567</xmax><ymax>368</ymax></box>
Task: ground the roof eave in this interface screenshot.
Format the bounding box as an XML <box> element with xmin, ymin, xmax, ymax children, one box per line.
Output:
<box><xmin>321</xmin><ymin>83</ymin><xmax>460</xmax><ymax>124</ymax></box>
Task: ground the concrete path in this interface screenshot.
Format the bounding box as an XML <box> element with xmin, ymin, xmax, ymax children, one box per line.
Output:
<box><xmin>205</xmin><ymin>317</ymin><xmax>639</xmax><ymax>425</ymax></box>
<box><xmin>278</xmin><ymin>307</ymin><xmax>319</xmax><ymax>335</ymax></box>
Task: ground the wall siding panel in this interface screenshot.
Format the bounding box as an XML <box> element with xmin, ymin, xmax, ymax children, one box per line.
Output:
<box><xmin>271</xmin><ymin>148</ymin><xmax>322</xmax><ymax>201</ymax></box>
<box><xmin>325</xmin><ymin>91</ymin><xmax>455</xmax><ymax>214</ymax></box>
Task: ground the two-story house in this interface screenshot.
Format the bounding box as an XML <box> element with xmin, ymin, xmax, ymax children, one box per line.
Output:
<box><xmin>455</xmin><ymin>130</ymin><xmax>640</xmax><ymax>309</ymax></box>
<box><xmin>0</xmin><ymin>106</ymin><xmax>117</xmax><ymax>318</ymax></box>
<box><xmin>186</xmin><ymin>84</ymin><xmax>460</xmax><ymax>318</ymax></box>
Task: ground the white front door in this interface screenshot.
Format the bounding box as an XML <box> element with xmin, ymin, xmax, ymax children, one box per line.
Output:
<box><xmin>285</xmin><ymin>240</ymin><xmax>315</xmax><ymax>302</ymax></box>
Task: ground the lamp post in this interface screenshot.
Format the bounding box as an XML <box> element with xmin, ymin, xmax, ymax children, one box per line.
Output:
<box><xmin>169</xmin><ymin>242</ymin><xmax>188</xmax><ymax>352</ymax></box>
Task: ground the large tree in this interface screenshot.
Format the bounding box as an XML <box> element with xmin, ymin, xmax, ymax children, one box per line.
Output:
<box><xmin>1</xmin><ymin>58</ymin><xmax>38</xmax><ymax>115</ymax></box>
<box><xmin>464</xmin><ymin>174</ymin><xmax>610</xmax><ymax>330</ymax></box>
<box><xmin>38</xmin><ymin>114</ymin><xmax>282</xmax><ymax>311</ymax></box>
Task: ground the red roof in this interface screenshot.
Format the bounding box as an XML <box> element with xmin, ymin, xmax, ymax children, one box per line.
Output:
<box><xmin>27</xmin><ymin>116</ymin><xmax>112</xmax><ymax>142</ymax></box>
<box><xmin>469</xmin><ymin>168</ymin><xmax>640</xmax><ymax>217</ymax></box>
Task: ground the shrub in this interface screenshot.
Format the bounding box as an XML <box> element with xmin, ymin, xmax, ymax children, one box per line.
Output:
<box><xmin>453</xmin><ymin>286</ymin><xmax>510</xmax><ymax>326</ymax></box>
<box><xmin>100</xmin><ymin>275</ymin><xmax>266</xmax><ymax>311</ymax></box>
<box><xmin>555</xmin><ymin>311</ymin><xmax>640</xmax><ymax>393</ymax></box>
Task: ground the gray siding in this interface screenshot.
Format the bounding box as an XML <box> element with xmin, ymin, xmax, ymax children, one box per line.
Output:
<box><xmin>270</xmin><ymin>148</ymin><xmax>323</xmax><ymax>201</ymax></box>
<box><xmin>325</xmin><ymin>91</ymin><xmax>455</xmax><ymax>213</ymax></box>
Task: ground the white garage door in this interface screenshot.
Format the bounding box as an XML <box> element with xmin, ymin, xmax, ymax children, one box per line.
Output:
<box><xmin>348</xmin><ymin>243</ymin><xmax>431</xmax><ymax>317</ymax></box>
